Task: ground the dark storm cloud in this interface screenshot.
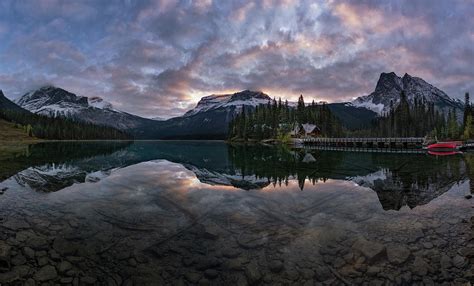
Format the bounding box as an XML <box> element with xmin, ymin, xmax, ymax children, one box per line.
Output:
<box><xmin>0</xmin><ymin>0</ymin><xmax>472</xmax><ymax>118</ymax></box>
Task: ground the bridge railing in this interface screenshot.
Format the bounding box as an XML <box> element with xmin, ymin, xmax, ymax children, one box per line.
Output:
<box><xmin>302</xmin><ymin>137</ymin><xmax>425</xmax><ymax>143</ymax></box>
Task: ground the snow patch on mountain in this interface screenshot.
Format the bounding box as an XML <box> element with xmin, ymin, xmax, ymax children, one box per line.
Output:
<box><xmin>351</xmin><ymin>100</ymin><xmax>387</xmax><ymax>114</ymax></box>
<box><xmin>184</xmin><ymin>90</ymin><xmax>272</xmax><ymax>117</ymax></box>
<box><xmin>88</xmin><ymin>96</ymin><xmax>113</xmax><ymax>110</ymax></box>
<box><xmin>15</xmin><ymin>86</ymin><xmax>116</xmax><ymax>118</ymax></box>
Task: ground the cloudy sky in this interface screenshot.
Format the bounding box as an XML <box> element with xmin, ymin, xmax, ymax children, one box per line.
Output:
<box><xmin>0</xmin><ymin>0</ymin><xmax>473</xmax><ymax>118</ymax></box>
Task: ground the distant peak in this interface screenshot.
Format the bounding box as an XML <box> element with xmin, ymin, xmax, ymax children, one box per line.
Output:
<box><xmin>381</xmin><ymin>71</ymin><xmax>397</xmax><ymax>76</ymax></box>
<box><xmin>39</xmin><ymin>85</ymin><xmax>57</xmax><ymax>91</ymax></box>
<box><xmin>230</xmin><ymin>90</ymin><xmax>269</xmax><ymax>101</ymax></box>
<box><xmin>402</xmin><ymin>73</ymin><xmax>413</xmax><ymax>80</ymax></box>
<box><xmin>379</xmin><ymin>72</ymin><xmax>399</xmax><ymax>80</ymax></box>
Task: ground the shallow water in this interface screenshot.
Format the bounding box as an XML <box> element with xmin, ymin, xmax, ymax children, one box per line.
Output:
<box><xmin>0</xmin><ymin>141</ymin><xmax>472</xmax><ymax>285</ymax></box>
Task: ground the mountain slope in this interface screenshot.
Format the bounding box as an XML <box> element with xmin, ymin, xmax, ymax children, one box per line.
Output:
<box><xmin>352</xmin><ymin>72</ymin><xmax>464</xmax><ymax>116</ymax></box>
<box><xmin>0</xmin><ymin>90</ymin><xmax>29</xmax><ymax>113</ymax></box>
<box><xmin>16</xmin><ymin>86</ymin><xmax>155</xmax><ymax>130</ymax></box>
<box><xmin>327</xmin><ymin>103</ymin><xmax>377</xmax><ymax>129</ymax></box>
<box><xmin>130</xmin><ymin>90</ymin><xmax>273</xmax><ymax>139</ymax></box>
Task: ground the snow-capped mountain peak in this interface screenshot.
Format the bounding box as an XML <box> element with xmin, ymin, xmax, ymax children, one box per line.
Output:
<box><xmin>184</xmin><ymin>90</ymin><xmax>272</xmax><ymax>117</ymax></box>
<box><xmin>352</xmin><ymin>72</ymin><xmax>463</xmax><ymax>116</ymax></box>
<box><xmin>15</xmin><ymin>86</ymin><xmax>89</xmax><ymax>117</ymax></box>
<box><xmin>14</xmin><ymin>86</ymin><xmax>150</xmax><ymax>130</ymax></box>
<box><xmin>15</xmin><ymin>86</ymin><xmax>116</xmax><ymax>117</ymax></box>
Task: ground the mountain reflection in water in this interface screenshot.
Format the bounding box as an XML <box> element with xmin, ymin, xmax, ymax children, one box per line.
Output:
<box><xmin>0</xmin><ymin>141</ymin><xmax>470</xmax><ymax>211</ymax></box>
<box><xmin>0</xmin><ymin>141</ymin><xmax>473</xmax><ymax>285</ymax></box>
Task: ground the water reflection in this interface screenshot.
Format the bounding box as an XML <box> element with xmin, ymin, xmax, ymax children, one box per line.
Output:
<box><xmin>0</xmin><ymin>142</ymin><xmax>472</xmax><ymax>285</ymax></box>
<box><xmin>0</xmin><ymin>141</ymin><xmax>469</xmax><ymax>211</ymax></box>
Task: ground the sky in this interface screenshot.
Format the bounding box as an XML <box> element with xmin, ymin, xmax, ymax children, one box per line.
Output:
<box><xmin>0</xmin><ymin>0</ymin><xmax>473</xmax><ymax>118</ymax></box>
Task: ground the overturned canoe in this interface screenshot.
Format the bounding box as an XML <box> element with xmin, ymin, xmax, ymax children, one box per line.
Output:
<box><xmin>427</xmin><ymin>142</ymin><xmax>458</xmax><ymax>150</ymax></box>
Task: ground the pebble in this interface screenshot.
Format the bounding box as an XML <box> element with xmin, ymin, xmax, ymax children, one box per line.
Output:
<box><xmin>24</xmin><ymin>278</ymin><xmax>35</xmax><ymax>286</ymax></box>
<box><xmin>23</xmin><ymin>247</ymin><xmax>35</xmax><ymax>259</ymax></box>
<box><xmin>58</xmin><ymin>261</ymin><xmax>72</xmax><ymax>273</ymax></box>
<box><xmin>37</xmin><ymin>256</ymin><xmax>49</xmax><ymax>266</ymax></box>
<box><xmin>412</xmin><ymin>257</ymin><xmax>430</xmax><ymax>276</ymax></box>
<box><xmin>11</xmin><ymin>254</ymin><xmax>26</xmax><ymax>266</ymax></box>
<box><xmin>452</xmin><ymin>255</ymin><xmax>466</xmax><ymax>268</ymax></box>
<box><xmin>245</xmin><ymin>261</ymin><xmax>262</xmax><ymax>285</ymax></box>
<box><xmin>269</xmin><ymin>260</ymin><xmax>284</xmax><ymax>273</ymax></box>
<box><xmin>204</xmin><ymin>269</ymin><xmax>218</xmax><ymax>279</ymax></box>
<box><xmin>184</xmin><ymin>272</ymin><xmax>201</xmax><ymax>283</ymax></box>
<box><xmin>352</xmin><ymin>237</ymin><xmax>386</xmax><ymax>262</ymax></box>
<box><xmin>386</xmin><ymin>244</ymin><xmax>411</xmax><ymax>265</ymax></box>
<box><xmin>81</xmin><ymin>276</ymin><xmax>97</xmax><ymax>284</ymax></box>
<box><xmin>33</xmin><ymin>265</ymin><xmax>57</xmax><ymax>282</ymax></box>
<box><xmin>423</xmin><ymin>242</ymin><xmax>434</xmax><ymax>249</ymax></box>
<box><xmin>53</xmin><ymin>237</ymin><xmax>76</xmax><ymax>255</ymax></box>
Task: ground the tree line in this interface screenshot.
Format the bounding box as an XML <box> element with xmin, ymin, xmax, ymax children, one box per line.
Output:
<box><xmin>366</xmin><ymin>91</ymin><xmax>473</xmax><ymax>139</ymax></box>
<box><xmin>0</xmin><ymin>109</ymin><xmax>131</xmax><ymax>140</ymax></box>
<box><xmin>462</xmin><ymin>92</ymin><xmax>474</xmax><ymax>140</ymax></box>
<box><xmin>229</xmin><ymin>91</ymin><xmax>474</xmax><ymax>140</ymax></box>
<box><xmin>228</xmin><ymin>95</ymin><xmax>344</xmax><ymax>140</ymax></box>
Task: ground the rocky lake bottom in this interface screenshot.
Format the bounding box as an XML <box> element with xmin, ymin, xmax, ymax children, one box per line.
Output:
<box><xmin>0</xmin><ymin>141</ymin><xmax>472</xmax><ymax>285</ymax></box>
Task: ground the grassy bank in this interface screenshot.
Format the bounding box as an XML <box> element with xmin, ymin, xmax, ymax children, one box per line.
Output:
<box><xmin>0</xmin><ymin>119</ymin><xmax>39</xmax><ymax>142</ymax></box>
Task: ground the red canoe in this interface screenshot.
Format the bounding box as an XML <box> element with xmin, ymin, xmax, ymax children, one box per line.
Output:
<box><xmin>428</xmin><ymin>151</ymin><xmax>460</xmax><ymax>156</ymax></box>
<box><xmin>427</xmin><ymin>142</ymin><xmax>458</xmax><ymax>150</ymax></box>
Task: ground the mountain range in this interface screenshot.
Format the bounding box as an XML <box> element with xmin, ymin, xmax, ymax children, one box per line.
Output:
<box><xmin>2</xmin><ymin>72</ymin><xmax>466</xmax><ymax>139</ymax></box>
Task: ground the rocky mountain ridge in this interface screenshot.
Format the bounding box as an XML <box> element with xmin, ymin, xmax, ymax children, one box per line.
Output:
<box><xmin>352</xmin><ymin>72</ymin><xmax>464</xmax><ymax>116</ymax></box>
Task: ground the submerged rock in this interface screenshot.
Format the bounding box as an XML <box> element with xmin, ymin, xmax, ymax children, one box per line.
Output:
<box><xmin>269</xmin><ymin>260</ymin><xmax>284</xmax><ymax>273</ymax></box>
<box><xmin>204</xmin><ymin>269</ymin><xmax>218</xmax><ymax>279</ymax></box>
<box><xmin>245</xmin><ymin>261</ymin><xmax>262</xmax><ymax>285</ymax></box>
<box><xmin>386</xmin><ymin>244</ymin><xmax>410</xmax><ymax>265</ymax></box>
<box><xmin>352</xmin><ymin>237</ymin><xmax>386</xmax><ymax>262</ymax></box>
<box><xmin>452</xmin><ymin>255</ymin><xmax>466</xmax><ymax>268</ymax></box>
<box><xmin>412</xmin><ymin>256</ymin><xmax>430</xmax><ymax>276</ymax></box>
<box><xmin>0</xmin><ymin>270</ymin><xmax>19</xmax><ymax>284</ymax></box>
<box><xmin>53</xmin><ymin>237</ymin><xmax>76</xmax><ymax>255</ymax></box>
<box><xmin>0</xmin><ymin>241</ymin><xmax>12</xmax><ymax>272</ymax></box>
<box><xmin>33</xmin><ymin>265</ymin><xmax>57</xmax><ymax>281</ymax></box>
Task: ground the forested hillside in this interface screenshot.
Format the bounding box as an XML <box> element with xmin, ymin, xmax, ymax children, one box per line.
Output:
<box><xmin>366</xmin><ymin>91</ymin><xmax>473</xmax><ymax>139</ymax></box>
<box><xmin>228</xmin><ymin>95</ymin><xmax>344</xmax><ymax>140</ymax></box>
<box><xmin>1</xmin><ymin>89</ymin><xmax>131</xmax><ymax>140</ymax></box>
<box><xmin>0</xmin><ymin>109</ymin><xmax>131</xmax><ymax>140</ymax></box>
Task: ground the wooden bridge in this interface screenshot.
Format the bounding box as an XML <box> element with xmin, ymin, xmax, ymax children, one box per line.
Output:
<box><xmin>298</xmin><ymin>137</ymin><xmax>425</xmax><ymax>149</ymax></box>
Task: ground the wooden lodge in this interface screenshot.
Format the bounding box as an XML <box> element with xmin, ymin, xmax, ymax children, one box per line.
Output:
<box><xmin>291</xmin><ymin>123</ymin><xmax>321</xmax><ymax>138</ymax></box>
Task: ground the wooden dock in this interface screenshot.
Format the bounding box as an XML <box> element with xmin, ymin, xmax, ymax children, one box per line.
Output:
<box><xmin>297</xmin><ymin>137</ymin><xmax>425</xmax><ymax>149</ymax></box>
<box><xmin>300</xmin><ymin>145</ymin><xmax>426</xmax><ymax>154</ymax></box>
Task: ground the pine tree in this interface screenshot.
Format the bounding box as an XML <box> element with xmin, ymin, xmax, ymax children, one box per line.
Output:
<box><xmin>297</xmin><ymin>95</ymin><xmax>305</xmax><ymax>124</ymax></box>
<box><xmin>464</xmin><ymin>92</ymin><xmax>471</xmax><ymax>130</ymax></box>
<box><xmin>463</xmin><ymin>114</ymin><xmax>473</xmax><ymax>140</ymax></box>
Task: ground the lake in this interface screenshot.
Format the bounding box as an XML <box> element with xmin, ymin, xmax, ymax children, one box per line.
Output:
<box><xmin>0</xmin><ymin>141</ymin><xmax>473</xmax><ymax>285</ymax></box>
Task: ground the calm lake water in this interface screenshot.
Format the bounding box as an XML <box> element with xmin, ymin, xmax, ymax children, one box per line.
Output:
<box><xmin>0</xmin><ymin>141</ymin><xmax>473</xmax><ymax>285</ymax></box>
